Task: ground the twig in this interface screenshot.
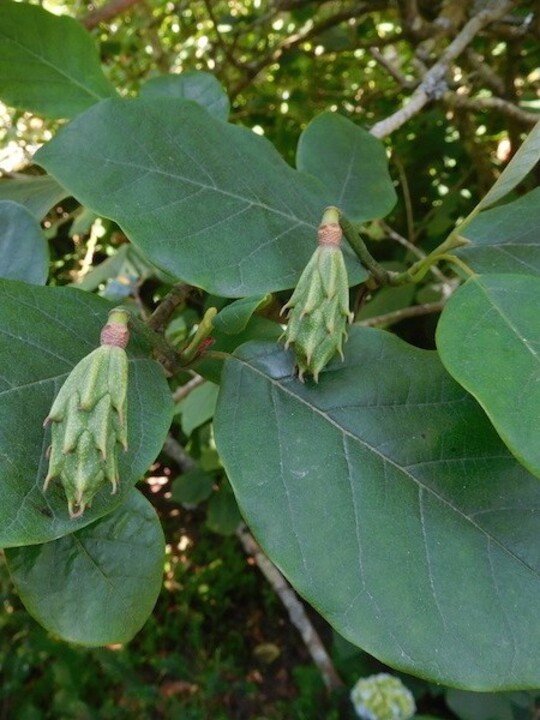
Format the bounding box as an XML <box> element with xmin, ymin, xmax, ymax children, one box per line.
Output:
<box><xmin>378</xmin><ymin>221</ymin><xmax>449</xmax><ymax>285</ymax></box>
<box><xmin>358</xmin><ymin>301</ymin><xmax>445</xmax><ymax>327</ymax></box>
<box><xmin>172</xmin><ymin>373</ymin><xmax>205</xmax><ymax>403</ymax></box>
<box><xmin>231</xmin><ymin>1</ymin><xmax>386</xmax><ymax>97</ymax></box>
<box><xmin>147</xmin><ymin>283</ymin><xmax>189</xmax><ymax>332</ymax></box>
<box><xmin>369</xmin><ymin>47</ymin><xmax>415</xmax><ymax>89</ymax></box>
<box><xmin>370</xmin><ymin>0</ymin><xmax>515</xmax><ymax>139</ymax></box>
<box><xmin>162</xmin><ymin>435</ymin><xmax>195</xmax><ymax>472</ymax></box>
<box><xmin>82</xmin><ymin>0</ymin><xmax>143</xmax><ymax>29</ymax></box>
<box><xmin>236</xmin><ymin>525</ymin><xmax>344</xmax><ymax>692</ymax></box>
<box><xmin>443</xmin><ymin>91</ymin><xmax>539</xmax><ymax>126</ymax></box>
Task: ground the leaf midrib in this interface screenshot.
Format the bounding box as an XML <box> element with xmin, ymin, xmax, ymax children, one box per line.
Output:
<box><xmin>235</xmin><ymin>355</ymin><xmax>540</xmax><ymax>579</ymax></box>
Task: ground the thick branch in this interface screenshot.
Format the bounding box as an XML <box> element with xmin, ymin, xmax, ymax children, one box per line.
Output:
<box><xmin>82</xmin><ymin>0</ymin><xmax>143</xmax><ymax>29</ymax></box>
<box><xmin>236</xmin><ymin>525</ymin><xmax>344</xmax><ymax>692</ymax></box>
<box><xmin>370</xmin><ymin>0</ymin><xmax>516</xmax><ymax>138</ymax></box>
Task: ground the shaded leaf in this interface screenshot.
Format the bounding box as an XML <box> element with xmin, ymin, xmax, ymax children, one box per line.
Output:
<box><xmin>35</xmin><ymin>97</ymin><xmax>367</xmax><ymax>296</ymax></box>
<box><xmin>171</xmin><ymin>468</ymin><xmax>215</xmax><ymax>505</ymax></box>
<box><xmin>214</xmin><ymin>327</ymin><xmax>540</xmax><ymax>689</ymax></box>
<box><xmin>177</xmin><ymin>381</ymin><xmax>219</xmax><ymax>436</ymax></box>
<box><xmin>213</xmin><ymin>294</ymin><xmax>272</xmax><ymax>334</ymax></box>
<box><xmin>206</xmin><ymin>483</ymin><xmax>242</xmax><ymax>535</ymax></box>
<box><xmin>0</xmin><ymin>175</ymin><xmax>68</xmax><ymax>220</ymax></box>
<box><xmin>0</xmin><ymin>280</ymin><xmax>174</xmax><ymax>548</ymax></box>
<box><xmin>5</xmin><ymin>490</ymin><xmax>164</xmax><ymax>646</ymax></box>
<box><xmin>296</xmin><ymin>112</ymin><xmax>396</xmax><ymax>224</ymax></box>
<box><xmin>436</xmin><ymin>273</ymin><xmax>540</xmax><ymax>479</ymax></box>
<box><xmin>0</xmin><ymin>201</ymin><xmax>49</xmax><ymax>284</ymax></box>
<box><xmin>140</xmin><ymin>71</ymin><xmax>230</xmax><ymax>120</ymax></box>
<box><xmin>0</xmin><ymin>1</ymin><xmax>117</xmax><ymax>119</ymax></box>
<box><xmin>458</xmin><ymin>189</ymin><xmax>540</xmax><ymax>276</ymax></box>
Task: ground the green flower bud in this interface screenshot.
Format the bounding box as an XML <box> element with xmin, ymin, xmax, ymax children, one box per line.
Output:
<box><xmin>43</xmin><ymin>310</ymin><xmax>130</xmax><ymax>518</ymax></box>
<box><xmin>350</xmin><ymin>673</ymin><xmax>416</xmax><ymax>720</ymax></box>
<box><xmin>282</xmin><ymin>207</ymin><xmax>353</xmax><ymax>381</ymax></box>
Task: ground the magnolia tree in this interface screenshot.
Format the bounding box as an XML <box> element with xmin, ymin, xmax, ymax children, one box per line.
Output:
<box><xmin>0</xmin><ymin>0</ymin><xmax>539</xmax><ymax>693</ymax></box>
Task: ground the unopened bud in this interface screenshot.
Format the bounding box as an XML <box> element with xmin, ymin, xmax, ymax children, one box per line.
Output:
<box><xmin>43</xmin><ymin>309</ymin><xmax>130</xmax><ymax>518</ymax></box>
<box><xmin>281</xmin><ymin>207</ymin><xmax>353</xmax><ymax>381</ymax></box>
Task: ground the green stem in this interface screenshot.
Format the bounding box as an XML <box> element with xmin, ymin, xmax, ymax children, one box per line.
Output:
<box><xmin>339</xmin><ymin>213</ymin><xmax>394</xmax><ymax>285</ymax></box>
<box><xmin>181</xmin><ymin>307</ymin><xmax>218</xmax><ymax>363</ymax></box>
<box><xmin>114</xmin><ymin>305</ymin><xmax>185</xmax><ymax>372</ymax></box>
<box><xmin>391</xmin><ymin>235</ymin><xmax>471</xmax><ymax>285</ymax></box>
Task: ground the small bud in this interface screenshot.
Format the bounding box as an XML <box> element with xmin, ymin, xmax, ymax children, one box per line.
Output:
<box><xmin>282</xmin><ymin>207</ymin><xmax>353</xmax><ymax>381</ymax></box>
<box><xmin>350</xmin><ymin>674</ymin><xmax>416</xmax><ymax>720</ymax></box>
<box><xmin>43</xmin><ymin>309</ymin><xmax>130</xmax><ymax>518</ymax></box>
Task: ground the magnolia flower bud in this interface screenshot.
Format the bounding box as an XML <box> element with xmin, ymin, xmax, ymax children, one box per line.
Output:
<box><xmin>350</xmin><ymin>673</ymin><xmax>416</xmax><ymax>720</ymax></box>
<box><xmin>282</xmin><ymin>207</ymin><xmax>353</xmax><ymax>381</ymax></box>
<box><xmin>43</xmin><ymin>309</ymin><xmax>129</xmax><ymax>518</ymax></box>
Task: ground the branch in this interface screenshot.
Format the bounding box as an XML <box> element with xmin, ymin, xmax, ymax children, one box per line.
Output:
<box><xmin>236</xmin><ymin>525</ymin><xmax>344</xmax><ymax>692</ymax></box>
<box><xmin>231</xmin><ymin>1</ymin><xmax>387</xmax><ymax>97</ymax></box>
<box><xmin>162</xmin><ymin>435</ymin><xmax>195</xmax><ymax>472</ymax></box>
<box><xmin>443</xmin><ymin>91</ymin><xmax>539</xmax><ymax>126</ymax></box>
<box><xmin>82</xmin><ymin>0</ymin><xmax>143</xmax><ymax>29</ymax></box>
<box><xmin>172</xmin><ymin>373</ymin><xmax>205</xmax><ymax>403</ymax></box>
<box><xmin>358</xmin><ymin>301</ymin><xmax>445</xmax><ymax>327</ymax></box>
<box><xmin>369</xmin><ymin>47</ymin><xmax>416</xmax><ymax>89</ymax></box>
<box><xmin>370</xmin><ymin>0</ymin><xmax>516</xmax><ymax>139</ymax></box>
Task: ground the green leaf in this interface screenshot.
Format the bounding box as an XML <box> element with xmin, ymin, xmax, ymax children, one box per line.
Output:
<box><xmin>35</xmin><ymin>97</ymin><xmax>367</xmax><ymax>296</ymax></box>
<box><xmin>214</xmin><ymin>327</ymin><xmax>540</xmax><ymax>689</ymax></box>
<box><xmin>0</xmin><ymin>280</ymin><xmax>174</xmax><ymax>548</ymax></box>
<box><xmin>457</xmin><ymin>189</ymin><xmax>540</xmax><ymax>276</ymax></box>
<box><xmin>177</xmin><ymin>381</ymin><xmax>219</xmax><ymax>436</ymax></box>
<box><xmin>296</xmin><ymin>112</ymin><xmax>397</xmax><ymax>224</ymax></box>
<box><xmin>0</xmin><ymin>2</ymin><xmax>117</xmax><ymax>119</ymax></box>
<box><xmin>213</xmin><ymin>294</ymin><xmax>272</xmax><ymax>334</ymax></box>
<box><xmin>0</xmin><ymin>200</ymin><xmax>49</xmax><ymax>284</ymax></box>
<box><xmin>0</xmin><ymin>175</ymin><xmax>68</xmax><ymax>220</ymax></box>
<box><xmin>206</xmin><ymin>483</ymin><xmax>241</xmax><ymax>535</ymax></box>
<box><xmin>171</xmin><ymin>468</ymin><xmax>215</xmax><ymax>505</ymax></box>
<box><xmin>5</xmin><ymin>490</ymin><xmax>164</xmax><ymax>646</ymax></box>
<box><xmin>436</xmin><ymin>273</ymin><xmax>540</xmax><ymax>479</ymax></box>
<box><xmin>140</xmin><ymin>71</ymin><xmax>230</xmax><ymax>120</ymax></box>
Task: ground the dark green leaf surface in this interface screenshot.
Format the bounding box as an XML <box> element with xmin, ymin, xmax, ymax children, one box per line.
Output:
<box><xmin>0</xmin><ymin>280</ymin><xmax>174</xmax><ymax>548</ymax></box>
<box><xmin>436</xmin><ymin>273</ymin><xmax>540</xmax><ymax>479</ymax></box>
<box><xmin>35</xmin><ymin>97</ymin><xmax>367</xmax><ymax>296</ymax></box>
<box><xmin>296</xmin><ymin>112</ymin><xmax>396</xmax><ymax>223</ymax></box>
<box><xmin>5</xmin><ymin>490</ymin><xmax>164</xmax><ymax>646</ymax></box>
<box><xmin>177</xmin><ymin>381</ymin><xmax>219</xmax><ymax>436</ymax></box>
<box><xmin>0</xmin><ymin>175</ymin><xmax>68</xmax><ymax>220</ymax></box>
<box><xmin>0</xmin><ymin>201</ymin><xmax>49</xmax><ymax>284</ymax></box>
<box><xmin>0</xmin><ymin>2</ymin><xmax>116</xmax><ymax>118</ymax></box>
<box><xmin>213</xmin><ymin>294</ymin><xmax>271</xmax><ymax>334</ymax></box>
<box><xmin>140</xmin><ymin>70</ymin><xmax>230</xmax><ymax>120</ymax></box>
<box><xmin>171</xmin><ymin>468</ymin><xmax>215</xmax><ymax>505</ymax></box>
<box><xmin>214</xmin><ymin>328</ymin><xmax>540</xmax><ymax>689</ymax></box>
<box><xmin>458</xmin><ymin>189</ymin><xmax>540</xmax><ymax>276</ymax></box>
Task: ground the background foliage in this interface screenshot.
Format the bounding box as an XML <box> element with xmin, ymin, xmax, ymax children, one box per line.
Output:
<box><xmin>1</xmin><ymin>0</ymin><xmax>540</xmax><ymax>717</ymax></box>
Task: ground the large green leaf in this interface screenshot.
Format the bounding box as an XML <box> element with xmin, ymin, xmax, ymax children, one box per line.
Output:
<box><xmin>0</xmin><ymin>280</ymin><xmax>174</xmax><ymax>548</ymax></box>
<box><xmin>214</xmin><ymin>328</ymin><xmax>540</xmax><ymax>689</ymax></box>
<box><xmin>0</xmin><ymin>1</ymin><xmax>116</xmax><ymax>119</ymax></box>
<box><xmin>0</xmin><ymin>175</ymin><xmax>68</xmax><ymax>220</ymax></box>
<box><xmin>436</xmin><ymin>273</ymin><xmax>540</xmax><ymax>479</ymax></box>
<box><xmin>5</xmin><ymin>490</ymin><xmax>164</xmax><ymax>646</ymax></box>
<box><xmin>35</xmin><ymin>97</ymin><xmax>367</xmax><ymax>296</ymax></box>
<box><xmin>296</xmin><ymin>112</ymin><xmax>397</xmax><ymax>224</ymax></box>
<box><xmin>0</xmin><ymin>200</ymin><xmax>49</xmax><ymax>284</ymax></box>
<box><xmin>457</xmin><ymin>189</ymin><xmax>540</xmax><ymax>276</ymax></box>
<box><xmin>140</xmin><ymin>71</ymin><xmax>230</xmax><ymax>120</ymax></box>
